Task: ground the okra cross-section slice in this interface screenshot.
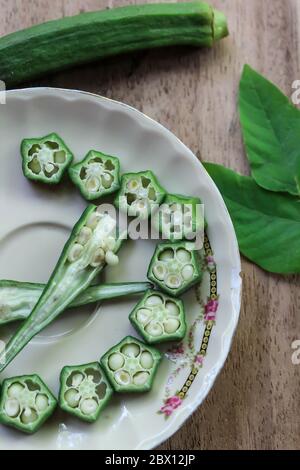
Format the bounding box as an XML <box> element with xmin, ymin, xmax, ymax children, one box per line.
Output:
<box><xmin>129</xmin><ymin>290</ymin><xmax>186</xmax><ymax>344</ymax></box>
<box><xmin>0</xmin><ymin>374</ymin><xmax>57</xmax><ymax>434</ymax></box>
<box><xmin>21</xmin><ymin>133</ymin><xmax>73</xmax><ymax>184</ymax></box>
<box><xmin>0</xmin><ymin>207</ymin><xmax>123</xmax><ymax>373</ymax></box>
<box><xmin>59</xmin><ymin>362</ymin><xmax>113</xmax><ymax>423</ymax></box>
<box><xmin>69</xmin><ymin>150</ymin><xmax>120</xmax><ymax>201</ymax></box>
<box><xmin>114</xmin><ymin>171</ymin><xmax>166</xmax><ymax>219</ymax></box>
<box><xmin>100</xmin><ymin>336</ymin><xmax>161</xmax><ymax>393</ymax></box>
<box><xmin>147</xmin><ymin>242</ymin><xmax>203</xmax><ymax>297</ymax></box>
<box><xmin>152</xmin><ymin>193</ymin><xmax>205</xmax><ymax>242</ymax></box>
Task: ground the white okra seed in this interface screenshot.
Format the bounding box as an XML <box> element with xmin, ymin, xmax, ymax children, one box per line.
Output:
<box><xmin>45</xmin><ymin>163</ymin><xmax>55</xmax><ymax>173</ymax></box>
<box><xmin>105</xmin><ymin>251</ymin><xmax>119</xmax><ymax>266</ymax></box>
<box><xmin>133</xmin><ymin>372</ymin><xmax>150</xmax><ymax>386</ymax></box>
<box><xmin>165</xmin><ymin>301</ymin><xmax>180</xmax><ymax>316</ymax></box>
<box><xmin>80</xmin><ymin>398</ymin><xmax>98</xmax><ymax>416</ymax></box>
<box><xmin>68</xmin><ymin>243</ymin><xmax>84</xmax><ymax>263</ymax></box>
<box><xmin>114</xmin><ymin>370</ymin><xmax>131</xmax><ymax>386</ymax></box>
<box><xmin>181</xmin><ymin>265</ymin><xmax>194</xmax><ymax>280</ymax></box>
<box><xmin>86</xmin><ymin>176</ymin><xmax>100</xmax><ymax>193</ymax></box>
<box><xmin>164</xmin><ymin>318</ymin><xmax>180</xmax><ymax>334</ymax></box>
<box><xmin>145</xmin><ymin>321</ymin><xmax>163</xmax><ymax>337</ymax></box>
<box><xmin>35</xmin><ymin>394</ymin><xmax>49</xmax><ymax>412</ymax></box>
<box><xmin>153</xmin><ymin>263</ymin><xmax>166</xmax><ymax>281</ymax></box>
<box><xmin>159</xmin><ymin>249</ymin><xmax>174</xmax><ymax>261</ymax></box>
<box><xmin>21</xmin><ymin>408</ymin><xmax>38</xmax><ymax>424</ymax></box>
<box><xmin>108</xmin><ymin>353</ymin><xmax>125</xmax><ymax>371</ymax></box>
<box><xmin>5</xmin><ymin>399</ymin><xmax>20</xmax><ymax>418</ymax></box>
<box><xmin>176</xmin><ymin>249</ymin><xmax>191</xmax><ymax>263</ymax></box>
<box><xmin>7</xmin><ymin>383</ymin><xmax>24</xmax><ymax>398</ymax></box>
<box><xmin>65</xmin><ymin>389</ymin><xmax>81</xmax><ymax>408</ymax></box>
<box><xmin>86</xmin><ymin>212</ymin><xmax>101</xmax><ymax>229</ymax></box>
<box><xmin>140</xmin><ymin>352</ymin><xmax>154</xmax><ymax>369</ymax></box>
<box><xmin>145</xmin><ymin>295</ymin><xmax>163</xmax><ymax>307</ymax></box>
<box><xmin>78</xmin><ymin>227</ymin><xmax>93</xmax><ymax>245</ymax></box>
<box><xmin>90</xmin><ymin>248</ymin><xmax>105</xmax><ymax>267</ymax></box>
<box><xmin>136</xmin><ymin>308</ymin><xmax>151</xmax><ymax>326</ymax></box>
<box><xmin>101</xmin><ymin>173</ymin><xmax>114</xmax><ymax>189</ymax></box>
<box><xmin>121</xmin><ymin>343</ymin><xmax>140</xmax><ymax>358</ymax></box>
<box><xmin>127</xmin><ymin>179</ymin><xmax>140</xmax><ymax>192</ymax></box>
<box><xmin>105</xmin><ymin>237</ymin><xmax>116</xmax><ymax>251</ymax></box>
<box><xmin>165</xmin><ymin>274</ymin><xmax>182</xmax><ymax>289</ymax></box>
<box><xmin>71</xmin><ymin>373</ymin><xmax>84</xmax><ymax>388</ymax></box>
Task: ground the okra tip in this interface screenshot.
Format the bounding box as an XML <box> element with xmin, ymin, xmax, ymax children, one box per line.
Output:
<box><xmin>213</xmin><ymin>9</ymin><xmax>229</xmax><ymax>42</ymax></box>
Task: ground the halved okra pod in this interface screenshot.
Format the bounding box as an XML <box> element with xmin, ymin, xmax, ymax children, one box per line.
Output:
<box><xmin>147</xmin><ymin>242</ymin><xmax>203</xmax><ymax>297</ymax></box>
<box><xmin>0</xmin><ymin>207</ymin><xmax>123</xmax><ymax>372</ymax></box>
<box><xmin>21</xmin><ymin>133</ymin><xmax>73</xmax><ymax>184</ymax></box>
<box><xmin>0</xmin><ymin>374</ymin><xmax>57</xmax><ymax>434</ymax></box>
<box><xmin>100</xmin><ymin>336</ymin><xmax>161</xmax><ymax>393</ymax></box>
<box><xmin>129</xmin><ymin>290</ymin><xmax>186</xmax><ymax>344</ymax></box>
<box><xmin>59</xmin><ymin>362</ymin><xmax>113</xmax><ymax>423</ymax></box>
<box><xmin>152</xmin><ymin>193</ymin><xmax>205</xmax><ymax>241</ymax></box>
<box><xmin>0</xmin><ymin>280</ymin><xmax>152</xmax><ymax>326</ymax></box>
<box><xmin>68</xmin><ymin>150</ymin><xmax>120</xmax><ymax>201</ymax></box>
<box><xmin>114</xmin><ymin>171</ymin><xmax>166</xmax><ymax>219</ymax></box>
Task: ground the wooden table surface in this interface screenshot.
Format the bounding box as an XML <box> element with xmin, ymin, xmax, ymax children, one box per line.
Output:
<box><xmin>1</xmin><ymin>0</ymin><xmax>300</xmax><ymax>450</ymax></box>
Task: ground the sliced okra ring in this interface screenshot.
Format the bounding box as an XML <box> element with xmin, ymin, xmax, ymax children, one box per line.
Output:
<box><xmin>129</xmin><ymin>290</ymin><xmax>186</xmax><ymax>344</ymax></box>
<box><xmin>0</xmin><ymin>374</ymin><xmax>57</xmax><ymax>434</ymax></box>
<box><xmin>147</xmin><ymin>242</ymin><xmax>203</xmax><ymax>297</ymax></box>
<box><xmin>68</xmin><ymin>150</ymin><xmax>121</xmax><ymax>201</ymax></box>
<box><xmin>100</xmin><ymin>336</ymin><xmax>162</xmax><ymax>393</ymax></box>
<box><xmin>152</xmin><ymin>193</ymin><xmax>206</xmax><ymax>241</ymax></box>
<box><xmin>59</xmin><ymin>362</ymin><xmax>113</xmax><ymax>423</ymax></box>
<box><xmin>114</xmin><ymin>170</ymin><xmax>166</xmax><ymax>220</ymax></box>
<box><xmin>21</xmin><ymin>133</ymin><xmax>73</xmax><ymax>184</ymax></box>
<box><xmin>0</xmin><ymin>206</ymin><xmax>124</xmax><ymax>373</ymax></box>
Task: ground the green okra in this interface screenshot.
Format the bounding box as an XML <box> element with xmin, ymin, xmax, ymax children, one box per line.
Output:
<box><xmin>129</xmin><ymin>290</ymin><xmax>186</xmax><ymax>344</ymax></box>
<box><xmin>69</xmin><ymin>150</ymin><xmax>121</xmax><ymax>201</ymax></box>
<box><xmin>21</xmin><ymin>133</ymin><xmax>73</xmax><ymax>184</ymax></box>
<box><xmin>114</xmin><ymin>170</ymin><xmax>166</xmax><ymax>219</ymax></box>
<box><xmin>152</xmin><ymin>193</ymin><xmax>206</xmax><ymax>242</ymax></box>
<box><xmin>100</xmin><ymin>336</ymin><xmax>161</xmax><ymax>393</ymax></box>
<box><xmin>0</xmin><ymin>3</ymin><xmax>229</xmax><ymax>87</ymax></box>
<box><xmin>147</xmin><ymin>242</ymin><xmax>203</xmax><ymax>297</ymax></box>
<box><xmin>0</xmin><ymin>206</ymin><xmax>123</xmax><ymax>373</ymax></box>
<box><xmin>0</xmin><ymin>374</ymin><xmax>57</xmax><ymax>434</ymax></box>
<box><xmin>0</xmin><ymin>280</ymin><xmax>152</xmax><ymax>326</ymax></box>
<box><xmin>59</xmin><ymin>362</ymin><xmax>113</xmax><ymax>423</ymax></box>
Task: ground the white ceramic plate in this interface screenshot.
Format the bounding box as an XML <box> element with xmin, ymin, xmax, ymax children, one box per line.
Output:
<box><xmin>0</xmin><ymin>88</ymin><xmax>241</xmax><ymax>450</ymax></box>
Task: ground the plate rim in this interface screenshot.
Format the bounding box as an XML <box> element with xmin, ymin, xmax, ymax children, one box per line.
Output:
<box><xmin>3</xmin><ymin>87</ymin><xmax>242</xmax><ymax>450</ymax></box>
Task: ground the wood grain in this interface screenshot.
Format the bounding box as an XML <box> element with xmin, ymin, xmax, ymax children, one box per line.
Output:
<box><xmin>1</xmin><ymin>0</ymin><xmax>300</xmax><ymax>450</ymax></box>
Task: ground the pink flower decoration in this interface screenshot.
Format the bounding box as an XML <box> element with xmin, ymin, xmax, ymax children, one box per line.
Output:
<box><xmin>204</xmin><ymin>312</ymin><xmax>216</xmax><ymax>321</ymax></box>
<box><xmin>205</xmin><ymin>299</ymin><xmax>218</xmax><ymax>314</ymax></box>
<box><xmin>167</xmin><ymin>396</ymin><xmax>182</xmax><ymax>408</ymax></box>
<box><xmin>206</xmin><ymin>256</ymin><xmax>215</xmax><ymax>264</ymax></box>
<box><xmin>195</xmin><ymin>354</ymin><xmax>204</xmax><ymax>365</ymax></box>
<box><xmin>204</xmin><ymin>299</ymin><xmax>218</xmax><ymax>322</ymax></box>
<box><xmin>160</xmin><ymin>395</ymin><xmax>182</xmax><ymax>417</ymax></box>
<box><xmin>160</xmin><ymin>405</ymin><xmax>173</xmax><ymax>417</ymax></box>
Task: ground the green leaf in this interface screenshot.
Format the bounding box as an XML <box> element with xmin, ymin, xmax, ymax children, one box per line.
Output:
<box><xmin>204</xmin><ymin>162</ymin><xmax>300</xmax><ymax>274</ymax></box>
<box><xmin>239</xmin><ymin>64</ymin><xmax>300</xmax><ymax>196</ymax></box>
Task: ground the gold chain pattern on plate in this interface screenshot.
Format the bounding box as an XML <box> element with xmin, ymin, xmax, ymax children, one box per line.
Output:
<box><xmin>178</xmin><ymin>234</ymin><xmax>217</xmax><ymax>400</ymax></box>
